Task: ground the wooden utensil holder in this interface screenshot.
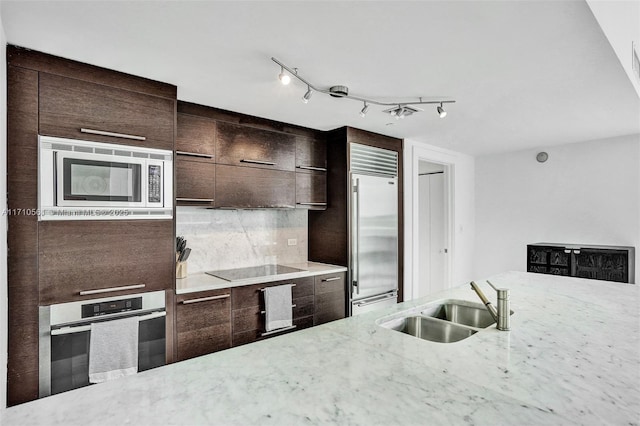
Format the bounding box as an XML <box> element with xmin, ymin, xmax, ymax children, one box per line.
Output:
<box><xmin>176</xmin><ymin>261</ymin><xmax>188</xmax><ymax>279</ymax></box>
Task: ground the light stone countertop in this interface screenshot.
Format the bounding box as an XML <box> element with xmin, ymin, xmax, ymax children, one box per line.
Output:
<box><xmin>175</xmin><ymin>261</ymin><xmax>348</xmax><ymax>294</ymax></box>
<box><xmin>2</xmin><ymin>271</ymin><xmax>639</xmax><ymax>425</ymax></box>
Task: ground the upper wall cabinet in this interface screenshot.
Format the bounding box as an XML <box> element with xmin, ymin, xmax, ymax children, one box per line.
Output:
<box><xmin>39</xmin><ymin>72</ymin><xmax>174</xmax><ymax>150</ymax></box>
<box><xmin>176</xmin><ymin>113</ymin><xmax>217</xmax><ymax>206</ymax></box>
<box><xmin>216</xmin><ymin>122</ymin><xmax>296</xmax><ymax>171</ymax></box>
<box><xmin>296</xmin><ymin>136</ymin><xmax>327</xmax><ymax>172</ymax></box>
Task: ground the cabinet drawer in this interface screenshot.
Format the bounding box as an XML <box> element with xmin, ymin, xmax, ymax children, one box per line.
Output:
<box><xmin>176</xmin><ymin>113</ymin><xmax>216</xmax><ymax>157</ymax></box>
<box><xmin>38</xmin><ymin>220</ymin><xmax>174</xmax><ymax>305</ymax></box>
<box><xmin>39</xmin><ymin>73</ymin><xmax>174</xmax><ymax>150</ymax></box>
<box><xmin>296</xmin><ymin>136</ymin><xmax>327</xmax><ymax>172</ymax></box>
<box><xmin>216</xmin><ymin>122</ymin><xmax>296</xmax><ymax>171</ymax></box>
<box><xmin>314</xmin><ymin>272</ymin><xmax>346</xmax><ymax>325</ymax></box>
<box><xmin>216</xmin><ymin>164</ymin><xmax>295</xmax><ymax>208</ymax></box>
<box><xmin>176</xmin><ymin>289</ymin><xmax>232</xmax><ymax>361</ymax></box>
<box><xmin>296</xmin><ymin>172</ymin><xmax>327</xmax><ymax>210</ymax></box>
<box><xmin>231</xmin><ymin>277</ymin><xmax>313</xmax><ymax>346</ymax></box>
<box><xmin>176</xmin><ymin>156</ymin><xmax>215</xmax><ymax>206</ymax></box>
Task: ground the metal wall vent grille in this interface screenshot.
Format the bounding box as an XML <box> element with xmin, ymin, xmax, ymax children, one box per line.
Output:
<box><xmin>350</xmin><ymin>143</ymin><xmax>398</xmax><ymax>177</ymax></box>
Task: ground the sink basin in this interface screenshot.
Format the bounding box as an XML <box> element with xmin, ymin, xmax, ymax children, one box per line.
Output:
<box><xmin>377</xmin><ymin>299</ymin><xmax>514</xmax><ymax>343</ymax></box>
<box><xmin>421</xmin><ymin>300</ymin><xmax>496</xmax><ymax>328</ymax></box>
<box><xmin>380</xmin><ymin>316</ymin><xmax>477</xmax><ymax>343</ymax></box>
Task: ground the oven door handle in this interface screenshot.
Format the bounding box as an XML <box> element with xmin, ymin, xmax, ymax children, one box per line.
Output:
<box><xmin>50</xmin><ymin>311</ymin><xmax>166</xmax><ymax>336</ymax></box>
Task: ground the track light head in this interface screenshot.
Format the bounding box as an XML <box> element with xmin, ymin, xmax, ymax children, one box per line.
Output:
<box><xmin>437</xmin><ymin>103</ymin><xmax>447</xmax><ymax>118</ymax></box>
<box><xmin>302</xmin><ymin>87</ymin><xmax>313</xmax><ymax>103</ymax></box>
<box><xmin>359</xmin><ymin>103</ymin><xmax>369</xmax><ymax>118</ymax></box>
<box><xmin>278</xmin><ymin>67</ymin><xmax>290</xmax><ymax>85</ymax></box>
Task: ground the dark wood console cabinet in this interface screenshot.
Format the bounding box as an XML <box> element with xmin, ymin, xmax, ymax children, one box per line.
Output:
<box><xmin>527</xmin><ymin>243</ymin><xmax>635</xmax><ymax>283</ymax></box>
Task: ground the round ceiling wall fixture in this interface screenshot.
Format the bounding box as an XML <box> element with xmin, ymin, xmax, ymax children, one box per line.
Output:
<box><xmin>536</xmin><ymin>152</ymin><xmax>549</xmax><ymax>163</ymax></box>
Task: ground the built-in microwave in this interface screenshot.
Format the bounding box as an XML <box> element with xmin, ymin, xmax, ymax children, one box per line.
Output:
<box><xmin>38</xmin><ymin>136</ymin><xmax>173</xmax><ymax>220</ymax></box>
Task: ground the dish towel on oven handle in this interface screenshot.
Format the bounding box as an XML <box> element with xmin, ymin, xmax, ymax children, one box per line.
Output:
<box><xmin>264</xmin><ymin>284</ymin><xmax>294</xmax><ymax>332</ymax></box>
<box><xmin>88</xmin><ymin>316</ymin><xmax>139</xmax><ymax>383</ymax></box>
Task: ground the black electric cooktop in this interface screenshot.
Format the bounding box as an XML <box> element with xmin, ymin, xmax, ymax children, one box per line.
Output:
<box><xmin>205</xmin><ymin>264</ymin><xmax>304</xmax><ymax>282</ymax></box>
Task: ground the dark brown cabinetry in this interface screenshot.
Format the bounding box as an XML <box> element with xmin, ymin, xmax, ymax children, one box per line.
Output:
<box><xmin>39</xmin><ymin>72</ymin><xmax>175</xmax><ymax>150</ymax></box>
<box><xmin>176</xmin><ymin>112</ymin><xmax>217</xmax><ymax>206</ymax></box>
<box><xmin>231</xmin><ymin>277</ymin><xmax>315</xmax><ymax>347</ymax></box>
<box><xmin>527</xmin><ymin>243</ymin><xmax>635</xmax><ymax>283</ymax></box>
<box><xmin>216</xmin><ymin>122</ymin><xmax>296</xmax><ymax>171</ymax></box>
<box><xmin>314</xmin><ymin>272</ymin><xmax>346</xmax><ymax>325</ymax></box>
<box><xmin>295</xmin><ymin>136</ymin><xmax>327</xmax><ymax>210</ymax></box>
<box><xmin>215</xmin><ymin>165</ymin><xmax>296</xmax><ymax>208</ymax></box>
<box><xmin>7</xmin><ymin>45</ymin><xmax>178</xmax><ymax>406</ymax></box>
<box><xmin>175</xmin><ymin>101</ymin><xmax>326</xmax><ymax>209</ymax></box>
<box><xmin>175</xmin><ymin>289</ymin><xmax>232</xmax><ymax>362</ymax></box>
<box><xmin>38</xmin><ymin>220</ymin><xmax>175</xmax><ymax>305</ymax></box>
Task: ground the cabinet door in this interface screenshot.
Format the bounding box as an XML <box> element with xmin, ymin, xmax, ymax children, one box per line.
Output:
<box><xmin>231</xmin><ymin>277</ymin><xmax>314</xmax><ymax>346</ymax></box>
<box><xmin>216</xmin><ymin>164</ymin><xmax>295</xmax><ymax>208</ymax></box>
<box><xmin>296</xmin><ymin>172</ymin><xmax>327</xmax><ymax>210</ymax></box>
<box><xmin>296</xmin><ymin>136</ymin><xmax>327</xmax><ymax>172</ymax></box>
<box><xmin>38</xmin><ymin>220</ymin><xmax>174</xmax><ymax>305</ymax></box>
<box><xmin>176</xmin><ymin>289</ymin><xmax>232</xmax><ymax>361</ymax></box>
<box><xmin>574</xmin><ymin>249</ymin><xmax>630</xmax><ymax>283</ymax></box>
<box><xmin>216</xmin><ymin>122</ymin><xmax>296</xmax><ymax>171</ymax></box>
<box><xmin>176</xmin><ymin>113</ymin><xmax>216</xmax><ymax>157</ymax></box>
<box><xmin>314</xmin><ymin>273</ymin><xmax>346</xmax><ymax>325</ymax></box>
<box><xmin>176</xmin><ymin>156</ymin><xmax>215</xmax><ymax>206</ymax></box>
<box><xmin>39</xmin><ymin>73</ymin><xmax>174</xmax><ymax>150</ymax></box>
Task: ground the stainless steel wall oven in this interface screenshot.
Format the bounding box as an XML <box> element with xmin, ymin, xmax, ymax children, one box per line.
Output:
<box><xmin>39</xmin><ymin>290</ymin><xmax>166</xmax><ymax>397</ymax></box>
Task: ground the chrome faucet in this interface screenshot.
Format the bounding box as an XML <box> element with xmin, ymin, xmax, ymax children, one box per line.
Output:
<box><xmin>470</xmin><ymin>280</ymin><xmax>510</xmax><ymax>331</ymax></box>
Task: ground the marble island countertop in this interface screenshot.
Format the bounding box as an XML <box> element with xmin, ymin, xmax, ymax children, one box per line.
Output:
<box><xmin>2</xmin><ymin>271</ymin><xmax>639</xmax><ymax>425</ymax></box>
<box><xmin>175</xmin><ymin>261</ymin><xmax>348</xmax><ymax>294</ymax></box>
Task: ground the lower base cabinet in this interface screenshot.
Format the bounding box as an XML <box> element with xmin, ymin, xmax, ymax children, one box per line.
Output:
<box><xmin>175</xmin><ymin>289</ymin><xmax>232</xmax><ymax>362</ymax></box>
<box><xmin>314</xmin><ymin>272</ymin><xmax>346</xmax><ymax>325</ymax></box>
<box><xmin>231</xmin><ymin>276</ymin><xmax>315</xmax><ymax>347</ymax></box>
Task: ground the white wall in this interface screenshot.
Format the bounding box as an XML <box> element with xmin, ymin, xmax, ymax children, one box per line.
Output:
<box><xmin>1</xmin><ymin>10</ymin><xmax>8</xmax><ymax>410</ymax></box>
<box><xmin>404</xmin><ymin>140</ymin><xmax>475</xmax><ymax>300</ymax></box>
<box><xmin>474</xmin><ymin>134</ymin><xmax>640</xmax><ymax>281</ymax></box>
<box><xmin>587</xmin><ymin>0</ymin><xmax>640</xmax><ymax>97</ymax></box>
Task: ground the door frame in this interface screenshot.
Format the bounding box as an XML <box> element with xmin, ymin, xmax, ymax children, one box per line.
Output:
<box><xmin>404</xmin><ymin>143</ymin><xmax>456</xmax><ymax>301</ymax></box>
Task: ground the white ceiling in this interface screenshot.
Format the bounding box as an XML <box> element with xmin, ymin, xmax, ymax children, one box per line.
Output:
<box><xmin>2</xmin><ymin>0</ymin><xmax>639</xmax><ymax>156</ymax></box>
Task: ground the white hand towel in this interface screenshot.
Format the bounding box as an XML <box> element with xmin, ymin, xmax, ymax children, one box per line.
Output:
<box><xmin>264</xmin><ymin>284</ymin><xmax>294</xmax><ymax>332</ymax></box>
<box><xmin>88</xmin><ymin>316</ymin><xmax>139</xmax><ymax>384</ymax></box>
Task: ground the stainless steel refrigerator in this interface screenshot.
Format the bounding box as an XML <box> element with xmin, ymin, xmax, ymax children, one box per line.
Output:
<box><xmin>350</xmin><ymin>144</ymin><xmax>399</xmax><ymax>315</ymax></box>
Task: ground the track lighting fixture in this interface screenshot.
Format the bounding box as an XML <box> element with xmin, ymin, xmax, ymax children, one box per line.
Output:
<box><xmin>437</xmin><ymin>103</ymin><xmax>447</xmax><ymax>118</ymax></box>
<box><xmin>359</xmin><ymin>103</ymin><xmax>369</xmax><ymax>117</ymax></box>
<box><xmin>272</xmin><ymin>57</ymin><xmax>455</xmax><ymax>119</ymax></box>
<box><xmin>302</xmin><ymin>87</ymin><xmax>313</xmax><ymax>103</ymax></box>
<box><xmin>278</xmin><ymin>66</ymin><xmax>291</xmax><ymax>85</ymax></box>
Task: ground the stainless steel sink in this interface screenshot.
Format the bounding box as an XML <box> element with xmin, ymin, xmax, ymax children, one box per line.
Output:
<box><xmin>382</xmin><ymin>316</ymin><xmax>477</xmax><ymax>343</ymax></box>
<box><xmin>421</xmin><ymin>300</ymin><xmax>496</xmax><ymax>328</ymax></box>
<box><xmin>377</xmin><ymin>299</ymin><xmax>514</xmax><ymax>344</ymax></box>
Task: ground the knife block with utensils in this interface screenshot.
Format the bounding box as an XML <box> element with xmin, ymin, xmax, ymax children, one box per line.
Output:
<box><xmin>176</xmin><ymin>261</ymin><xmax>188</xmax><ymax>279</ymax></box>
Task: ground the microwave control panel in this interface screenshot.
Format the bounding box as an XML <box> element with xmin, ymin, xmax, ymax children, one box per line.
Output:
<box><xmin>148</xmin><ymin>165</ymin><xmax>162</xmax><ymax>203</ymax></box>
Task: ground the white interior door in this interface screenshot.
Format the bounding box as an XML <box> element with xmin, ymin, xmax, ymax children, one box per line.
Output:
<box><xmin>417</xmin><ymin>172</ymin><xmax>446</xmax><ymax>297</ymax></box>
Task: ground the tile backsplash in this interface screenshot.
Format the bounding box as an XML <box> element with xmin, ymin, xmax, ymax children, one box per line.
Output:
<box><xmin>176</xmin><ymin>207</ymin><xmax>308</xmax><ymax>274</ymax></box>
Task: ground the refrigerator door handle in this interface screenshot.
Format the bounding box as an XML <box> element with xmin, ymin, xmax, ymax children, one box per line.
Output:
<box><xmin>352</xmin><ymin>177</ymin><xmax>360</xmax><ymax>295</ymax></box>
<box><xmin>353</xmin><ymin>292</ymin><xmax>397</xmax><ymax>308</ymax></box>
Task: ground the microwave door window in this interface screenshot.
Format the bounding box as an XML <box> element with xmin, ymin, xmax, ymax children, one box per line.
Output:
<box><xmin>63</xmin><ymin>159</ymin><xmax>141</xmax><ymax>202</ymax></box>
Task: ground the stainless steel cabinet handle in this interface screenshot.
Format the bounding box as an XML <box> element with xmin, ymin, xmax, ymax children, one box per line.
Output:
<box><xmin>297</xmin><ymin>165</ymin><xmax>327</xmax><ymax>172</ymax></box>
<box><xmin>176</xmin><ymin>151</ymin><xmax>213</xmax><ymax>159</ymax></box>
<box><xmin>176</xmin><ymin>198</ymin><xmax>215</xmax><ymax>202</ymax></box>
<box><xmin>321</xmin><ymin>277</ymin><xmax>341</xmax><ymax>282</ymax></box>
<box><xmin>181</xmin><ymin>294</ymin><xmax>230</xmax><ymax>304</ymax></box>
<box><xmin>79</xmin><ymin>284</ymin><xmax>145</xmax><ymax>296</ymax></box>
<box><xmin>51</xmin><ymin>311</ymin><xmax>166</xmax><ymax>335</ymax></box>
<box><xmin>241</xmin><ymin>159</ymin><xmax>276</xmax><ymax>166</ymax></box>
<box><xmin>80</xmin><ymin>128</ymin><xmax>146</xmax><ymax>141</ymax></box>
<box><xmin>261</xmin><ymin>325</ymin><xmax>296</xmax><ymax>337</ymax></box>
<box><xmin>564</xmin><ymin>249</ymin><xmax>571</xmax><ymax>254</ymax></box>
<box><xmin>573</xmin><ymin>249</ymin><xmax>581</xmax><ymax>255</ymax></box>
<box><xmin>296</xmin><ymin>202</ymin><xmax>327</xmax><ymax>206</ymax></box>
